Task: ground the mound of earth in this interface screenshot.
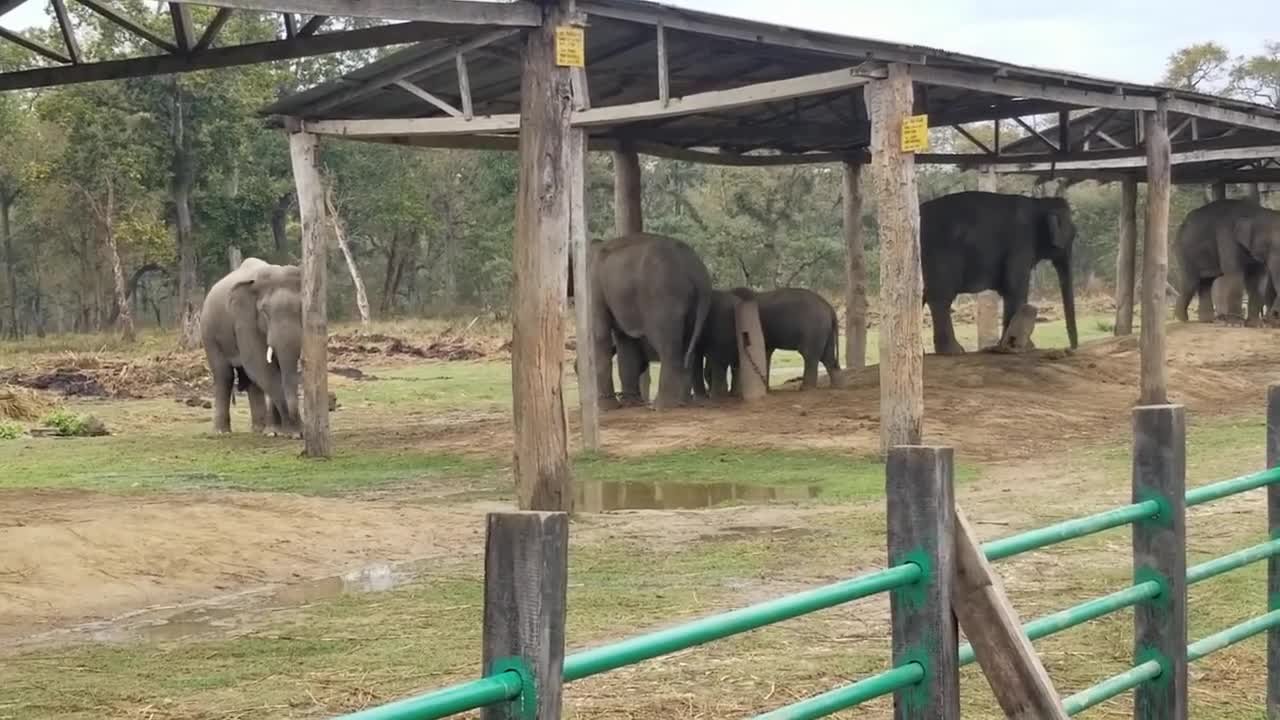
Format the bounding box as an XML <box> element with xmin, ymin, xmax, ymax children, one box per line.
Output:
<box><xmin>328</xmin><ymin>331</ymin><xmax>493</xmax><ymax>361</ymax></box>
<box><xmin>0</xmin><ymin>353</ymin><xmax>208</xmax><ymax>399</ymax></box>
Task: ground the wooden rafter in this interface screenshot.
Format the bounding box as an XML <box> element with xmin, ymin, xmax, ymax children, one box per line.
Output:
<box><xmin>50</xmin><ymin>0</ymin><xmax>82</xmax><ymax>63</ymax></box>
<box><xmin>1094</xmin><ymin>130</ymin><xmax>1128</xmax><ymax>149</ymax></box>
<box><xmin>455</xmin><ymin>52</ymin><xmax>473</xmax><ymax>119</ymax></box>
<box><xmin>393</xmin><ymin>79</ymin><xmax>463</xmax><ymax>117</ymax></box>
<box><xmin>952</xmin><ymin>124</ymin><xmax>993</xmax><ymax>154</ymax></box>
<box><xmin>283</xmin><ymin>13</ymin><xmax>297</xmax><ymax>38</ymax></box>
<box><xmin>170</xmin><ymin>0</ymin><xmax>540</xmax><ymax>26</ymax></box>
<box><xmin>655</xmin><ymin>21</ymin><xmax>668</xmax><ymax>107</ymax></box>
<box><xmin>1078</xmin><ymin>109</ymin><xmax>1117</xmax><ymax>149</ymax></box>
<box><xmin>170</xmin><ymin>2</ymin><xmax>196</xmax><ymax>52</ymax></box>
<box><xmin>1012</xmin><ymin>116</ymin><xmax>1057</xmax><ymax>152</ymax></box>
<box><xmin>194</xmin><ymin>7</ymin><xmax>234</xmax><ymax>52</ymax></box>
<box><xmin>0</xmin><ymin>0</ymin><xmax>26</xmax><ymax>17</ymax></box>
<box><xmin>76</xmin><ymin>0</ymin><xmax>178</xmax><ymax>53</ymax></box>
<box><xmin>298</xmin><ymin>14</ymin><xmax>327</xmax><ymax>36</ymax></box>
<box><xmin>0</xmin><ymin>26</ymin><xmax>72</xmax><ymax>64</ymax></box>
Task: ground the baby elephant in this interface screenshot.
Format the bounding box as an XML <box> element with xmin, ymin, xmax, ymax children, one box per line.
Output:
<box><xmin>704</xmin><ymin>287</ymin><xmax>842</xmax><ymax>391</ymax></box>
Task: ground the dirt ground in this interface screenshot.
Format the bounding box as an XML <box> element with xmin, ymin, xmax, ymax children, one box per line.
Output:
<box><xmin>3</xmin><ymin>321</ymin><xmax>1277</xmax><ymax>649</ymax></box>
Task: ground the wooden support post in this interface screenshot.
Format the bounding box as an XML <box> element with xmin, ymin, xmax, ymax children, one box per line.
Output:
<box><xmin>511</xmin><ymin>1</ymin><xmax>573</xmax><ymax>511</ymax></box>
<box><xmin>1211</xmin><ymin>180</ymin><xmax>1227</xmax><ymax>202</ymax></box>
<box><xmin>975</xmin><ymin>167</ymin><xmax>1001</xmax><ymax>348</ymax></box>
<box><xmin>655</xmin><ymin>21</ymin><xmax>669</xmax><ymax>107</ymax></box>
<box><xmin>886</xmin><ymin>446</ymin><xmax>960</xmax><ymax>720</ymax></box>
<box><xmin>612</xmin><ymin>144</ymin><xmax>647</xmax><ymax>400</ymax></box>
<box><xmin>868</xmin><ymin>64</ymin><xmax>924</xmax><ymax>451</ymax></box>
<box><xmin>288</xmin><ymin>128</ymin><xmax>331</xmax><ymax>458</ymax></box>
<box><xmin>1268</xmin><ymin>384</ymin><xmax>1280</xmax><ymax>720</ymax></box>
<box><xmin>954</xmin><ymin>506</ymin><xmax>1067</xmax><ymax>719</ymax></box>
<box><xmin>1140</xmin><ymin>101</ymin><xmax>1171</xmax><ymax>405</ymax></box>
<box><xmin>735</xmin><ymin>299</ymin><xmax>768</xmax><ymax>401</ymax></box>
<box><xmin>843</xmin><ymin>158</ymin><xmax>867</xmax><ymax>370</ymax></box>
<box><xmin>455</xmin><ymin>52</ymin><xmax>474</xmax><ymax>119</ymax></box>
<box><xmin>481</xmin><ymin>512</ymin><xmax>569</xmax><ymax>720</ymax></box>
<box><xmin>1131</xmin><ymin>403</ymin><xmax>1187</xmax><ymax>720</ymax></box>
<box><xmin>1115</xmin><ymin>175</ymin><xmax>1138</xmax><ymax>336</ymax></box>
<box><xmin>569</xmin><ymin>73</ymin><xmax>598</xmax><ymax>452</ymax></box>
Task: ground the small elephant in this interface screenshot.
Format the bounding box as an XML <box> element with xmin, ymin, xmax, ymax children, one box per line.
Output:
<box><xmin>1175</xmin><ymin>199</ymin><xmax>1280</xmax><ymax>326</ymax></box>
<box><xmin>691</xmin><ymin>289</ymin><xmax>746</xmax><ymax>399</ymax></box>
<box><xmin>706</xmin><ymin>286</ymin><xmax>840</xmax><ymax>391</ymax></box>
<box><xmin>201</xmin><ymin>257</ymin><xmax>304</xmax><ymax>436</ymax></box>
<box><xmin>920</xmin><ymin>191</ymin><xmax>1078</xmax><ymax>355</ymax></box>
<box><xmin>570</xmin><ymin>232</ymin><xmax>712</xmax><ymax>409</ymax></box>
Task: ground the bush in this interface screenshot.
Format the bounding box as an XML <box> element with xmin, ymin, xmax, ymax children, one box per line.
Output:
<box><xmin>42</xmin><ymin>409</ymin><xmax>109</xmax><ymax>437</ymax></box>
<box><xmin>0</xmin><ymin>420</ymin><xmax>23</xmax><ymax>440</ymax></box>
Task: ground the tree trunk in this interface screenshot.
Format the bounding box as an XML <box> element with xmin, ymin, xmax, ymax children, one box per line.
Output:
<box><xmin>103</xmin><ymin>182</ymin><xmax>136</xmax><ymax>343</ymax></box>
<box><xmin>379</xmin><ymin>230</ymin><xmax>400</xmax><ymax>315</ymax></box>
<box><xmin>270</xmin><ymin>192</ymin><xmax>293</xmax><ymax>260</ymax></box>
<box><xmin>325</xmin><ymin>185</ymin><xmax>370</xmax><ymax>326</ymax></box>
<box><xmin>171</xmin><ymin>81</ymin><xmax>200</xmax><ymax>349</ymax></box>
<box><xmin>1</xmin><ymin>191</ymin><xmax>19</xmax><ymax>339</ymax></box>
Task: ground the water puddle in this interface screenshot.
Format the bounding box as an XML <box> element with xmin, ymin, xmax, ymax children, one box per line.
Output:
<box><xmin>20</xmin><ymin>560</ymin><xmax>425</xmax><ymax>647</ymax></box>
<box><xmin>575</xmin><ymin>479</ymin><xmax>819</xmax><ymax>512</ymax></box>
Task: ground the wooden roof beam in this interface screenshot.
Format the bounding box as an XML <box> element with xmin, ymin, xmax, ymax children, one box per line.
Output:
<box><xmin>0</xmin><ymin>0</ymin><xmax>26</xmax><ymax>17</ymax></box>
<box><xmin>170</xmin><ymin>0</ymin><xmax>540</xmax><ymax>26</ymax></box>
<box><xmin>298</xmin><ymin>14</ymin><xmax>327</xmax><ymax>36</ymax></box>
<box><xmin>572</xmin><ymin>64</ymin><xmax>886</xmax><ymax>128</ymax></box>
<box><xmin>75</xmin><ymin>0</ymin><xmax>179</xmax><ymax>53</ymax></box>
<box><xmin>51</xmin><ymin>0</ymin><xmax>82</xmax><ymax>63</ymax></box>
<box><xmin>1165</xmin><ymin>98</ymin><xmax>1280</xmax><ymax>134</ymax></box>
<box><xmin>913</xmin><ymin>66</ymin><xmax>1155</xmax><ymax>111</ymax></box>
<box><xmin>193</xmin><ymin>7</ymin><xmax>234</xmax><ymax>52</ymax></box>
<box><xmin>170</xmin><ymin>2</ymin><xmax>196</xmax><ymax>52</ymax></box>
<box><xmin>0</xmin><ymin>26</ymin><xmax>72</xmax><ymax>64</ymax></box>
<box><xmin>984</xmin><ymin>144</ymin><xmax>1280</xmax><ymax>172</ymax></box>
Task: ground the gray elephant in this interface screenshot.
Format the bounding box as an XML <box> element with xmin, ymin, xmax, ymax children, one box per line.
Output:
<box><xmin>691</xmin><ymin>289</ymin><xmax>746</xmax><ymax>399</ymax></box>
<box><xmin>201</xmin><ymin>257</ymin><xmax>304</xmax><ymax>436</ymax></box>
<box><xmin>571</xmin><ymin>232</ymin><xmax>712</xmax><ymax>409</ymax></box>
<box><xmin>1175</xmin><ymin>199</ymin><xmax>1280</xmax><ymax>325</ymax></box>
<box><xmin>920</xmin><ymin>191</ymin><xmax>1078</xmax><ymax>354</ymax></box>
<box><xmin>703</xmin><ymin>286</ymin><xmax>840</xmax><ymax>391</ymax></box>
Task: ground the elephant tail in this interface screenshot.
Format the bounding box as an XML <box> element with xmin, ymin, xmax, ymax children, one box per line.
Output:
<box><xmin>682</xmin><ymin>289</ymin><xmax>712</xmax><ymax>370</ymax></box>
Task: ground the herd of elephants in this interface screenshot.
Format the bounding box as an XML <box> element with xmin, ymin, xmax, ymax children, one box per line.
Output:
<box><xmin>196</xmin><ymin>189</ymin><xmax>1280</xmax><ymax>436</ymax></box>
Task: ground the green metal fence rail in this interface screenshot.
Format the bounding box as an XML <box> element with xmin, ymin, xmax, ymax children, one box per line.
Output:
<box><xmin>333</xmin><ymin>389</ymin><xmax>1280</xmax><ymax>720</ymax></box>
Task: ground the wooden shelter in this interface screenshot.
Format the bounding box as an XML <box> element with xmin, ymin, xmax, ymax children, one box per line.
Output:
<box><xmin>5</xmin><ymin>0</ymin><xmax>1280</xmax><ymax>510</ymax></box>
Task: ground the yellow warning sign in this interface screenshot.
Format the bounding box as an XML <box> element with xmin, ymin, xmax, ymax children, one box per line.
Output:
<box><xmin>900</xmin><ymin>114</ymin><xmax>929</xmax><ymax>153</ymax></box>
<box><xmin>555</xmin><ymin>25</ymin><xmax>585</xmax><ymax>67</ymax></box>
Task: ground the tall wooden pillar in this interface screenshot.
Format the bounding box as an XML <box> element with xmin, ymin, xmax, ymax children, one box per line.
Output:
<box><xmin>843</xmin><ymin>159</ymin><xmax>867</xmax><ymax>370</ymax></box>
<box><xmin>1140</xmin><ymin>101</ymin><xmax>1171</xmax><ymax>405</ymax></box>
<box><xmin>1210</xmin><ymin>181</ymin><xmax>1227</xmax><ymax>202</ymax></box>
<box><xmin>867</xmin><ymin>64</ymin><xmax>924</xmax><ymax>452</ymax></box>
<box><xmin>569</xmin><ymin>129</ymin><xmax>598</xmax><ymax>451</ymax></box>
<box><xmin>975</xmin><ymin>167</ymin><xmax>1001</xmax><ymax>348</ymax></box>
<box><xmin>1115</xmin><ymin>175</ymin><xmax>1139</xmax><ymax>336</ymax></box>
<box><xmin>613</xmin><ymin>146</ymin><xmax>643</xmax><ymax>237</ymax></box>
<box><xmin>1248</xmin><ymin>183</ymin><xmax>1263</xmax><ymax>204</ymax></box>
<box><xmin>511</xmin><ymin>1</ymin><xmax>573</xmax><ymax>510</ymax></box>
<box><xmin>287</xmin><ymin>126</ymin><xmax>331</xmax><ymax>458</ymax></box>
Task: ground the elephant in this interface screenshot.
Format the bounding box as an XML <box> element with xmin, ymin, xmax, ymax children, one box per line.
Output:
<box><xmin>703</xmin><ymin>286</ymin><xmax>841</xmax><ymax>391</ymax></box>
<box><xmin>201</xmin><ymin>257</ymin><xmax>304</xmax><ymax>436</ymax></box>
<box><xmin>1175</xmin><ymin>199</ymin><xmax>1280</xmax><ymax>325</ymax></box>
<box><xmin>920</xmin><ymin>191</ymin><xmax>1078</xmax><ymax>355</ymax></box>
<box><xmin>691</xmin><ymin>289</ymin><xmax>747</xmax><ymax>399</ymax></box>
<box><xmin>570</xmin><ymin>232</ymin><xmax>712</xmax><ymax>409</ymax></box>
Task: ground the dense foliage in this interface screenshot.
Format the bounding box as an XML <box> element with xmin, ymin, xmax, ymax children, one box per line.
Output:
<box><xmin>0</xmin><ymin>22</ymin><xmax>1276</xmax><ymax>339</ymax></box>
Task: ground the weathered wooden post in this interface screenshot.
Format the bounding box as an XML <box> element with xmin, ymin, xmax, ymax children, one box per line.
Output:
<box><xmin>1267</xmin><ymin>384</ymin><xmax>1280</xmax><ymax>719</ymax></box>
<box><xmin>1139</xmin><ymin>101</ymin><xmax>1171</xmax><ymax>405</ymax></box>
<box><xmin>568</xmin><ymin>57</ymin><xmax>598</xmax><ymax>452</ymax></box>
<box><xmin>866</xmin><ymin>64</ymin><xmax>924</xmax><ymax>452</ymax></box>
<box><xmin>843</xmin><ymin>158</ymin><xmax>867</xmax><ymax>370</ymax></box>
<box><xmin>287</xmin><ymin>123</ymin><xmax>331</xmax><ymax>458</ymax></box>
<box><xmin>975</xmin><ymin>167</ymin><xmax>1001</xmax><ymax>348</ymax></box>
<box><xmin>612</xmin><ymin>144</ymin><xmax>649</xmax><ymax>401</ymax></box>
<box><xmin>886</xmin><ymin>446</ymin><xmax>960</xmax><ymax>720</ymax></box>
<box><xmin>735</xmin><ymin>299</ymin><xmax>768</xmax><ymax>401</ymax></box>
<box><xmin>1210</xmin><ymin>180</ymin><xmax>1227</xmax><ymax>202</ymax></box>
<box><xmin>1115</xmin><ymin>175</ymin><xmax>1139</xmax><ymax>335</ymax></box>
<box><xmin>481</xmin><ymin>511</ymin><xmax>569</xmax><ymax>720</ymax></box>
<box><xmin>511</xmin><ymin>0</ymin><xmax>573</xmax><ymax>510</ymax></box>
<box><xmin>1131</xmin><ymin>403</ymin><xmax>1187</xmax><ymax>720</ymax></box>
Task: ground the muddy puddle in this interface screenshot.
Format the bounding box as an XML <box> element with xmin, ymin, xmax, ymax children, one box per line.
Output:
<box><xmin>17</xmin><ymin>560</ymin><xmax>421</xmax><ymax>648</ymax></box>
<box><xmin>575</xmin><ymin>479</ymin><xmax>819</xmax><ymax>512</ymax></box>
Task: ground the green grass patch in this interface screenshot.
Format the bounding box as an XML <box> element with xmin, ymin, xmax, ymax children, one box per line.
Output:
<box><xmin>340</xmin><ymin>361</ymin><xmax>515</xmax><ymax>411</ymax></box>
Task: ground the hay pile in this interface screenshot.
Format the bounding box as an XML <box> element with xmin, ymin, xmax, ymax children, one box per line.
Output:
<box><xmin>0</xmin><ymin>385</ymin><xmax>52</xmax><ymax>420</ymax></box>
<box><xmin>0</xmin><ymin>352</ymin><xmax>209</xmax><ymax>399</ymax></box>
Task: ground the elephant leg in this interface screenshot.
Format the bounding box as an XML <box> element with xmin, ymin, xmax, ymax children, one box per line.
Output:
<box><xmin>689</xmin><ymin>351</ymin><xmax>708</xmax><ymax>400</ymax></box>
<box><xmin>649</xmin><ymin>334</ymin><xmax>689</xmax><ymax>410</ymax></box>
<box><xmin>1216</xmin><ymin>271</ymin><xmax>1247</xmax><ymax>325</ymax></box>
<box><xmin>927</xmin><ymin>295</ymin><xmax>964</xmax><ymax>354</ymax></box>
<box><xmin>800</xmin><ymin>347</ymin><xmax>820</xmax><ymax>390</ymax></box>
<box><xmin>247</xmin><ymin>383</ymin><xmax>270</xmax><ymax>433</ymax></box>
<box><xmin>615</xmin><ymin>336</ymin><xmax>647</xmax><ymax>407</ymax></box>
<box><xmin>709</xmin><ymin>359</ymin><xmax>730</xmax><ymax>399</ymax></box>
<box><xmin>822</xmin><ymin>335</ymin><xmax>843</xmax><ymax>388</ymax></box>
<box><xmin>210</xmin><ymin>363</ymin><xmax>234</xmax><ymax>434</ymax></box>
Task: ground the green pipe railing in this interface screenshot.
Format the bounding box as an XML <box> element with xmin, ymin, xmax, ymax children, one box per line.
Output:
<box><xmin>1062</xmin><ymin>660</ymin><xmax>1162</xmax><ymax>716</ymax></box>
<box><xmin>751</xmin><ymin>663</ymin><xmax>924</xmax><ymax>720</ymax></box>
<box><xmin>982</xmin><ymin>500</ymin><xmax>1160</xmax><ymax>562</ymax></box>
<box><xmin>562</xmin><ymin>562</ymin><xmax>920</xmax><ymax>681</ymax></box>
<box><xmin>1186</xmin><ymin>467</ymin><xmax>1280</xmax><ymax>507</ymax></box>
<box><xmin>336</xmin><ymin>671</ymin><xmax>522</xmax><ymax>720</ymax></box>
<box><xmin>1187</xmin><ymin>538</ymin><xmax>1280</xmax><ymax>585</ymax></box>
<box><xmin>1188</xmin><ymin>609</ymin><xmax>1280</xmax><ymax>663</ymax></box>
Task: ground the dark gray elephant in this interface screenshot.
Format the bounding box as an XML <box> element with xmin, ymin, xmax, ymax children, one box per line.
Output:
<box><xmin>1175</xmin><ymin>199</ymin><xmax>1280</xmax><ymax>325</ymax></box>
<box><xmin>201</xmin><ymin>257</ymin><xmax>304</xmax><ymax>436</ymax></box>
<box><xmin>691</xmin><ymin>289</ymin><xmax>746</xmax><ymax>399</ymax></box>
<box><xmin>704</xmin><ymin>286</ymin><xmax>840</xmax><ymax>391</ymax></box>
<box><xmin>920</xmin><ymin>191</ymin><xmax>1078</xmax><ymax>354</ymax></box>
<box><xmin>573</xmin><ymin>232</ymin><xmax>712</xmax><ymax>409</ymax></box>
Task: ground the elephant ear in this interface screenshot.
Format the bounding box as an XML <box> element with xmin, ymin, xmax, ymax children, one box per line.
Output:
<box><xmin>1042</xmin><ymin>200</ymin><xmax>1073</xmax><ymax>251</ymax></box>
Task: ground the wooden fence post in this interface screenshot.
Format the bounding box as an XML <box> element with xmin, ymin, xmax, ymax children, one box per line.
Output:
<box><xmin>1139</xmin><ymin>101</ymin><xmax>1171</xmax><ymax>405</ymax></box>
<box><xmin>1267</xmin><ymin>384</ymin><xmax>1280</xmax><ymax>719</ymax></box>
<box><xmin>1132</xmin><ymin>403</ymin><xmax>1187</xmax><ymax>720</ymax></box>
<box><xmin>735</xmin><ymin>299</ymin><xmax>768</xmax><ymax>401</ymax></box>
<box><xmin>481</xmin><ymin>511</ymin><xmax>569</xmax><ymax>720</ymax></box>
<box><xmin>1115</xmin><ymin>175</ymin><xmax>1138</xmax><ymax>334</ymax></box>
<box><xmin>886</xmin><ymin>446</ymin><xmax>960</xmax><ymax>720</ymax></box>
<box><xmin>288</xmin><ymin>126</ymin><xmax>331</xmax><ymax>458</ymax></box>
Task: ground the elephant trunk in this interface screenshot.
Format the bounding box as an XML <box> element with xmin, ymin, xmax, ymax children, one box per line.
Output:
<box><xmin>1054</xmin><ymin>257</ymin><xmax>1078</xmax><ymax>349</ymax></box>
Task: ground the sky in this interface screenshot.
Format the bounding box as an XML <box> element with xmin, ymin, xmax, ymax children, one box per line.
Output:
<box><xmin>1</xmin><ymin>0</ymin><xmax>1275</xmax><ymax>86</ymax></box>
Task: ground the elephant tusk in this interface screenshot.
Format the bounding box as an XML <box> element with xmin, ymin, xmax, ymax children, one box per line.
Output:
<box><xmin>267</xmin><ymin>346</ymin><xmax>274</xmax><ymax>364</ymax></box>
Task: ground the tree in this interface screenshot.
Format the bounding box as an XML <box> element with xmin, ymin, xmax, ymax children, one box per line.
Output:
<box><xmin>1162</xmin><ymin>42</ymin><xmax>1231</xmax><ymax>91</ymax></box>
<box><xmin>1230</xmin><ymin>41</ymin><xmax>1280</xmax><ymax>108</ymax></box>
